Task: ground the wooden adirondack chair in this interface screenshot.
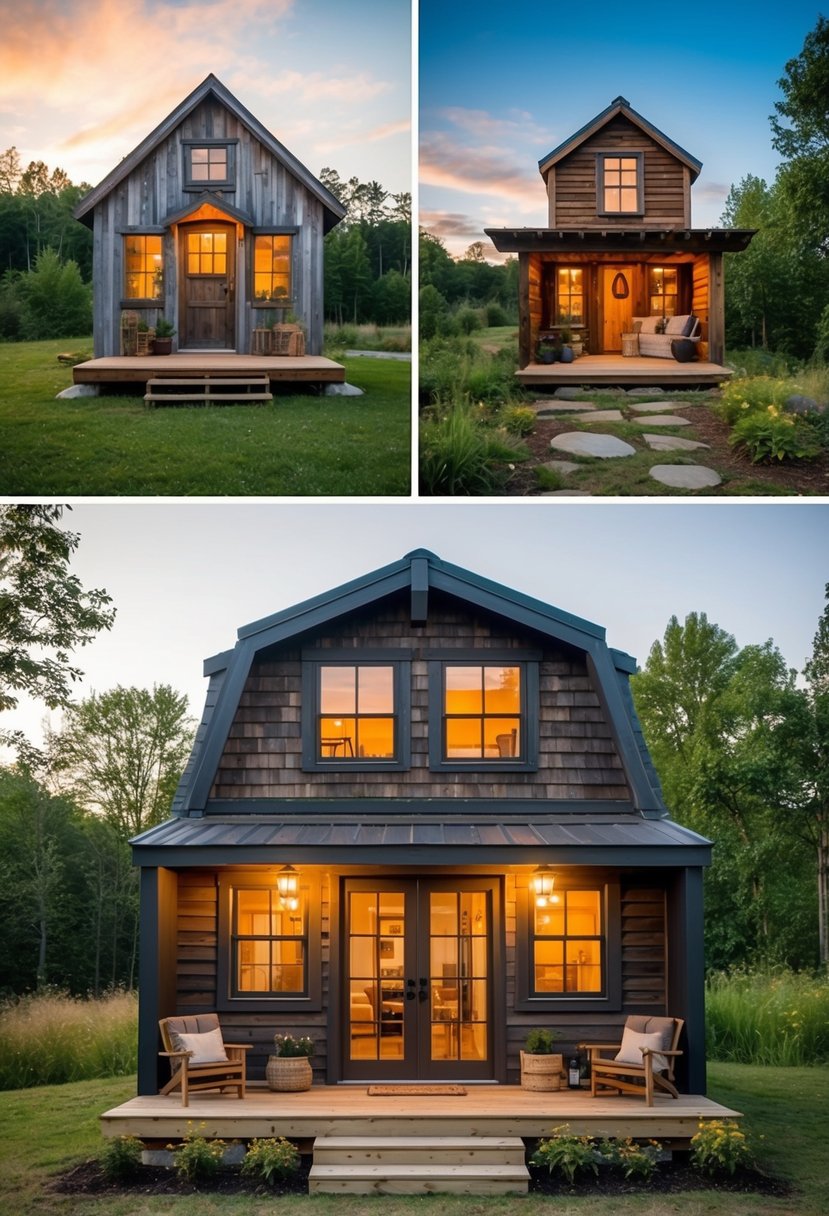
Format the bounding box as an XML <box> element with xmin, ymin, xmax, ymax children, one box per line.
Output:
<box><xmin>581</xmin><ymin>1015</ymin><xmax>684</xmax><ymax>1106</ymax></box>
<box><xmin>158</xmin><ymin>1013</ymin><xmax>251</xmax><ymax>1106</ymax></box>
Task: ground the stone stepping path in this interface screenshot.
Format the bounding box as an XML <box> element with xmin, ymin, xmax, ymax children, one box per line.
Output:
<box><xmin>642</xmin><ymin>433</ymin><xmax>710</xmax><ymax>451</ymax></box>
<box><xmin>635</xmin><ymin>415</ymin><xmax>692</xmax><ymax>427</ymax></box>
<box><xmin>649</xmin><ymin>464</ymin><xmax>722</xmax><ymax>489</ymax></box>
<box><xmin>550</xmin><ymin>432</ymin><xmax>636</xmax><ymax>458</ymax></box>
<box><xmin>572</xmin><ymin>409</ymin><xmax>625</xmax><ymax>423</ymax></box>
<box><xmin>627</xmin><ymin>400</ymin><xmax>686</xmax><ymax>412</ymax></box>
<box><xmin>539</xmin><ymin>460</ymin><xmax>580</xmax><ymax>475</ymax></box>
<box><xmin>533</xmin><ymin>401</ymin><xmax>596</xmax><ymax>415</ymax></box>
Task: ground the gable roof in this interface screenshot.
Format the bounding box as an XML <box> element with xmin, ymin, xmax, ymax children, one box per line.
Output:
<box><xmin>74</xmin><ymin>74</ymin><xmax>346</xmax><ymax>231</ymax></box>
<box><xmin>169</xmin><ymin>549</ymin><xmax>668</xmax><ymax>819</ymax></box>
<box><xmin>538</xmin><ymin>96</ymin><xmax>702</xmax><ymax>183</ymax></box>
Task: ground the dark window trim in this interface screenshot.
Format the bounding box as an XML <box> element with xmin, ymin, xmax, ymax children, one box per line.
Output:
<box><xmin>182</xmin><ymin>139</ymin><xmax>238</xmax><ymax>191</ymax></box>
<box><xmin>427</xmin><ymin>653</ymin><xmax>539</xmax><ymax>772</ymax></box>
<box><xmin>301</xmin><ymin>651</ymin><xmax>411</xmax><ymax>772</ymax></box>
<box><xmin>217</xmin><ymin>870</ymin><xmax>321</xmax><ymax>1012</ymax></box>
<box><xmin>122</xmin><ymin>232</ymin><xmax>164</xmax><ymax>304</ymax></box>
<box><xmin>515</xmin><ymin>879</ymin><xmax>621</xmax><ymax>1012</ymax></box>
<box><xmin>596</xmin><ymin>151</ymin><xmax>644</xmax><ymax>217</ymax></box>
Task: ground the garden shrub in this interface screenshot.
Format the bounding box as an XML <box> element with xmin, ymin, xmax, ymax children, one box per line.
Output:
<box><xmin>596</xmin><ymin>1137</ymin><xmax>661</xmax><ymax>1181</ymax></box>
<box><xmin>99</xmin><ymin>1135</ymin><xmax>143</xmax><ymax>1182</ymax></box>
<box><xmin>690</xmin><ymin>1119</ymin><xmax>753</xmax><ymax>1176</ymax></box>
<box><xmin>241</xmin><ymin>1137</ymin><xmax>301</xmax><ymax>1187</ymax></box>
<box><xmin>17</xmin><ymin>249</ymin><xmax>92</xmax><ymax>339</ymax></box>
<box><xmin>500</xmin><ymin>405</ymin><xmax>536</xmax><ymax>436</ymax></box>
<box><xmin>168</xmin><ymin>1124</ymin><xmax>226</xmax><ymax>1184</ymax></box>
<box><xmin>419</xmin><ymin>402</ymin><xmax>527</xmax><ymax>495</ymax></box>
<box><xmin>717</xmin><ymin>376</ymin><xmax>793</xmax><ymax>425</ymax></box>
<box><xmin>454</xmin><ymin>305</ymin><xmax>482</xmax><ymax>334</ymax></box>
<box><xmin>419</xmin><ymin>284</ymin><xmax>451</xmax><ymax>340</ymax></box>
<box><xmin>484</xmin><ymin>302</ymin><xmax>510</xmax><ymax>327</ymax></box>
<box><xmin>531</xmin><ymin>1126</ymin><xmax>598</xmax><ymax>1184</ymax></box>
<box><xmin>729</xmin><ymin>405</ymin><xmax>821</xmax><ymax>462</ymax></box>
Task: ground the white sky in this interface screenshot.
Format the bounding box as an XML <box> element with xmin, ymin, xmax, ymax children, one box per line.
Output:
<box><xmin>3</xmin><ymin>501</ymin><xmax>826</xmax><ymax>754</ymax></box>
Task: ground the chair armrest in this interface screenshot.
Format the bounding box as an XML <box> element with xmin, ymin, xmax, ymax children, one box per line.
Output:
<box><xmin>224</xmin><ymin>1043</ymin><xmax>253</xmax><ymax>1051</ymax></box>
<box><xmin>579</xmin><ymin>1041</ymin><xmax>620</xmax><ymax>1050</ymax></box>
<box><xmin>159</xmin><ymin>1049</ymin><xmax>192</xmax><ymax>1059</ymax></box>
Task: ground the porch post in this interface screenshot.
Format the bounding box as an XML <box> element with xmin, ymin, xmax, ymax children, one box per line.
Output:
<box><xmin>667</xmin><ymin>866</ymin><xmax>707</xmax><ymax>1095</ymax></box>
<box><xmin>137</xmin><ymin>866</ymin><xmax>178</xmax><ymax>1095</ymax></box>
<box><xmin>708</xmin><ymin>252</ymin><xmax>725</xmax><ymax>365</ymax></box>
<box><xmin>518</xmin><ymin>254</ymin><xmax>531</xmax><ymax>368</ymax></box>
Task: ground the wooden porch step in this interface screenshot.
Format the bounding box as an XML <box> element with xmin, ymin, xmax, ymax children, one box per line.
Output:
<box><xmin>309</xmin><ymin>1135</ymin><xmax>529</xmax><ymax>1195</ymax></box>
<box><xmin>144</xmin><ymin>374</ymin><xmax>272</xmax><ymax>406</ymax></box>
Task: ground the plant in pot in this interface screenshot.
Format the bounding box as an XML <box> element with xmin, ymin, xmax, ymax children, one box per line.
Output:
<box><xmin>558</xmin><ymin>326</ymin><xmax>575</xmax><ymax>363</ymax></box>
<box><xmin>152</xmin><ymin>317</ymin><xmax>175</xmax><ymax>355</ymax></box>
<box><xmin>520</xmin><ymin>1027</ymin><xmax>564</xmax><ymax>1090</ymax></box>
<box><xmin>266</xmin><ymin>1033</ymin><xmax>314</xmax><ymax>1091</ymax></box>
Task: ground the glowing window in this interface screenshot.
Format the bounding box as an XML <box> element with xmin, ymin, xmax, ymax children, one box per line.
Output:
<box><xmin>443</xmin><ymin>665</ymin><xmax>522</xmax><ymax>760</ymax></box>
<box><xmin>232</xmin><ymin>887</ymin><xmax>307</xmax><ymax>996</ymax></box>
<box><xmin>532</xmin><ymin>889</ymin><xmax>603</xmax><ymax>995</ymax></box>
<box><xmin>649</xmin><ymin>267</ymin><xmax>678</xmax><ymax>317</ymax></box>
<box><xmin>124</xmin><ymin>235</ymin><xmax>162</xmax><ymax>299</ymax></box>
<box><xmin>254</xmin><ymin>235</ymin><xmax>292</xmax><ymax>302</ymax></box>
<box><xmin>601</xmin><ymin>155</ymin><xmax>641</xmax><ymax>214</ymax></box>
<box><xmin>187</xmin><ymin>230</ymin><xmax>227</xmax><ymax>275</ymax></box>
<box><xmin>319</xmin><ymin>665</ymin><xmax>395</xmax><ymax>761</ymax></box>
<box><xmin>556</xmin><ymin>267</ymin><xmax>584</xmax><ymax>326</ymax></box>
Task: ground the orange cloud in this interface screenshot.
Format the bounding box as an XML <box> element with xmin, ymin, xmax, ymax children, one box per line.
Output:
<box><xmin>420</xmin><ymin>132</ymin><xmax>543</xmax><ymax>214</ymax></box>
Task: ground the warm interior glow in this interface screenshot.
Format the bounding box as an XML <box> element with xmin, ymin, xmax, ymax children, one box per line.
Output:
<box><xmin>532</xmin><ymin>866</ymin><xmax>556</xmax><ymax>906</ymax></box>
<box><xmin>556</xmin><ymin>266</ymin><xmax>583</xmax><ymax>325</ymax></box>
<box><xmin>187</xmin><ymin>230</ymin><xmax>227</xmax><ymax>276</ymax></box>
<box><xmin>235</xmin><ymin>886</ymin><xmax>306</xmax><ymax>994</ymax></box>
<box><xmin>124</xmin><ymin>234</ymin><xmax>162</xmax><ymax>299</ymax></box>
<box><xmin>444</xmin><ymin>665</ymin><xmax>521</xmax><ymax>759</ymax></box>
<box><xmin>533</xmin><ymin>889</ymin><xmax>603</xmax><ymax>994</ymax></box>
<box><xmin>603</xmin><ymin>156</ymin><xmax>638</xmax><ymax>213</ymax></box>
<box><xmin>319</xmin><ymin>666</ymin><xmax>395</xmax><ymax>759</ymax></box>
<box><xmin>254</xmin><ymin>234</ymin><xmax>292</xmax><ymax>302</ymax></box>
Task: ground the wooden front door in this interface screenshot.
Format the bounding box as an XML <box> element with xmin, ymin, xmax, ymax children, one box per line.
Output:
<box><xmin>601</xmin><ymin>265</ymin><xmax>635</xmax><ymax>352</ymax></box>
<box><xmin>342</xmin><ymin>877</ymin><xmax>498</xmax><ymax>1082</ymax></box>
<box><xmin>181</xmin><ymin>223</ymin><xmax>235</xmax><ymax>349</ymax></box>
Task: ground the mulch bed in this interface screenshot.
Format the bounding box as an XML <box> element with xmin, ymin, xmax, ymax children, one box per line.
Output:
<box><xmin>512</xmin><ymin>397</ymin><xmax>829</xmax><ymax>495</ymax></box>
<box><xmin>52</xmin><ymin>1155</ymin><xmax>791</xmax><ymax>1199</ymax></box>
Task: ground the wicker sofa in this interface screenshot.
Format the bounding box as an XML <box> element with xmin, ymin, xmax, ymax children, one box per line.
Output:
<box><xmin>633</xmin><ymin>314</ymin><xmax>700</xmax><ymax>358</ymax></box>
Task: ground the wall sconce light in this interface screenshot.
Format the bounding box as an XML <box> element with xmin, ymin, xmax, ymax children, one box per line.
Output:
<box><xmin>532</xmin><ymin>865</ymin><xmax>556</xmax><ymax>906</ymax></box>
<box><xmin>277</xmin><ymin>865</ymin><xmax>299</xmax><ymax>909</ymax></box>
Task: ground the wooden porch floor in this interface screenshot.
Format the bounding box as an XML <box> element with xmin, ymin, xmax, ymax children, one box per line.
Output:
<box><xmin>517</xmin><ymin>354</ymin><xmax>732</xmax><ymax>388</ymax></box>
<box><xmin>73</xmin><ymin>353</ymin><xmax>345</xmax><ymax>386</ymax></box>
<box><xmin>101</xmin><ymin>1085</ymin><xmax>741</xmax><ymax>1148</ymax></box>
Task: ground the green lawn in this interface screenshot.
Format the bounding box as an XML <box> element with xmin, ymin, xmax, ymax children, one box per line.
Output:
<box><xmin>0</xmin><ymin>340</ymin><xmax>411</xmax><ymax>496</ymax></box>
<box><xmin>1</xmin><ymin>1064</ymin><xmax>826</xmax><ymax>1215</ymax></box>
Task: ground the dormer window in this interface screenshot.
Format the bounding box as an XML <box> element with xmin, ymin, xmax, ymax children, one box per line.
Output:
<box><xmin>597</xmin><ymin>153</ymin><xmax>643</xmax><ymax>215</ymax></box>
<box><xmin>427</xmin><ymin>654</ymin><xmax>539</xmax><ymax>771</ymax></box>
<box><xmin>183</xmin><ymin>140</ymin><xmax>236</xmax><ymax>190</ymax></box>
<box><xmin>301</xmin><ymin>651</ymin><xmax>411</xmax><ymax>772</ymax></box>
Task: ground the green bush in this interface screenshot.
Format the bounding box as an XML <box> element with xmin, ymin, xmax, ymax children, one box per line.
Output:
<box><xmin>729</xmin><ymin>405</ymin><xmax>821</xmax><ymax>462</ymax></box>
<box><xmin>241</xmin><ymin>1137</ymin><xmax>301</xmax><ymax>1187</ymax></box>
<box><xmin>419</xmin><ymin>284</ymin><xmax>451</xmax><ymax>340</ymax></box>
<box><xmin>454</xmin><ymin>305</ymin><xmax>482</xmax><ymax>334</ymax></box>
<box><xmin>706</xmin><ymin>967</ymin><xmax>829</xmax><ymax>1065</ymax></box>
<box><xmin>596</xmin><ymin>1137</ymin><xmax>661</xmax><ymax>1181</ymax></box>
<box><xmin>168</xmin><ymin>1124</ymin><xmax>226</xmax><ymax>1184</ymax></box>
<box><xmin>500</xmin><ymin>405</ymin><xmax>536</xmax><ymax>436</ymax></box>
<box><xmin>100</xmin><ymin>1135</ymin><xmax>144</xmax><ymax>1182</ymax></box>
<box><xmin>419</xmin><ymin>403</ymin><xmax>527</xmax><ymax>495</ymax></box>
<box><xmin>484</xmin><ymin>302</ymin><xmax>510</xmax><ymax>327</ymax></box>
<box><xmin>717</xmin><ymin>376</ymin><xmax>793</xmax><ymax>425</ymax></box>
<box><xmin>17</xmin><ymin>249</ymin><xmax>92</xmax><ymax>339</ymax></box>
<box><xmin>690</xmin><ymin>1119</ymin><xmax>753</xmax><ymax>1176</ymax></box>
<box><xmin>531</xmin><ymin>1125</ymin><xmax>598</xmax><ymax>1184</ymax></box>
<box><xmin>727</xmin><ymin>348</ymin><xmax>801</xmax><ymax>378</ymax></box>
<box><xmin>524</xmin><ymin>1027</ymin><xmax>560</xmax><ymax>1054</ymax></box>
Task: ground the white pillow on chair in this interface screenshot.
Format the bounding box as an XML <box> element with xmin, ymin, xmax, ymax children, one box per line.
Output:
<box><xmin>175</xmin><ymin>1027</ymin><xmax>229</xmax><ymax>1064</ymax></box>
<box><xmin>614</xmin><ymin>1026</ymin><xmax>668</xmax><ymax>1072</ymax></box>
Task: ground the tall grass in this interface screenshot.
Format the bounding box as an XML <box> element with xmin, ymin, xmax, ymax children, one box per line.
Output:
<box><xmin>0</xmin><ymin>989</ymin><xmax>137</xmax><ymax>1089</ymax></box>
<box><xmin>706</xmin><ymin>968</ymin><xmax>829</xmax><ymax>1066</ymax></box>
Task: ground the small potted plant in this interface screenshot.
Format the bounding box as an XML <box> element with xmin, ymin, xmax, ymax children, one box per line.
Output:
<box><xmin>266</xmin><ymin>1033</ymin><xmax>314</xmax><ymax>1091</ymax></box>
<box><xmin>152</xmin><ymin>317</ymin><xmax>175</xmax><ymax>355</ymax></box>
<box><xmin>520</xmin><ymin>1027</ymin><xmax>564</xmax><ymax>1090</ymax></box>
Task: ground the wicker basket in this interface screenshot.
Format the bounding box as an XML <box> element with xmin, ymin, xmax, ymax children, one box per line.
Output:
<box><xmin>265</xmin><ymin>1055</ymin><xmax>313</xmax><ymax>1091</ymax></box>
<box><xmin>136</xmin><ymin>329</ymin><xmax>155</xmax><ymax>356</ymax></box>
<box><xmin>272</xmin><ymin>324</ymin><xmax>305</xmax><ymax>356</ymax></box>
<box><xmin>251</xmin><ymin>327</ymin><xmax>273</xmax><ymax>355</ymax></box>
<box><xmin>120</xmin><ymin>311</ymin><xmax>139</xmax><ymax>356</ymax></box>
<box><xmin>621</xmin><ymin>333</ymin><xmax>639</xmax><ymax>357</ymax></box>
<box><xmin>520</xmin><ymin>1051</ymin><xmax>564</xmax><ymax>1091</ymax></box>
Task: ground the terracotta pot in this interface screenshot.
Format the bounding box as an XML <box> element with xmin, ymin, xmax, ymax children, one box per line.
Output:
<box><xmin>520</xmin><ymin>1050</ymin><xmax>564</xmax><ymax>1091</ymax></box>
<box><xmin>265</xmin><ymin>1054</ymin><xmax>313</xmax><ymax>1091</ymax></box>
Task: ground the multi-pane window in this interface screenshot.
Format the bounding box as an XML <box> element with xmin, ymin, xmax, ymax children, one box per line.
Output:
<box><xmin>556</xmin><ymin>267</ymin><xmax>584</xmax><ymax>326</ymax></box>
<box><xmin>190</xmin><ymin>145</ymin><xmax>229</xmax><ymax>183</ymax></box>
<box><xmin>187</xmin><ymin>230</ymin><xmax>227</xmax><ymax>275</ymax></box>
<box><xmin>232</xmin><ymin>887</ymin><xmax>307</xmax><ymax>996</ymax></box>
<box><xmin>443</xmin><ymin>664</ymin><xmax>522</xmax><ymax>760</ymax></box>
<box><xmin>601</xmin><ymin>155</ymin><xmax>640</xmax><ymax>213</ymax></box>
<box><xmin>253</xmin><ymin>235</ymin><xmax>292</xmax><ymax>302</ymax></box>
<box><xmin>648</xmin><ymin>267</ymin><xmax>678</xmax><ymax>317</ymax></box>
<box><xmin>124</xmin><ymin>235</ymin><xmax>162</xmax><ymax>299</ymax></box>
<box><xmin>532</xmin><ymin>889</ymin><xmax>603</xmax><ymax>995</ymax></box>
<box><xmin>319</xmin><ymin>665</ymin><xmax>395</xmax><ymax>760</ymax></box>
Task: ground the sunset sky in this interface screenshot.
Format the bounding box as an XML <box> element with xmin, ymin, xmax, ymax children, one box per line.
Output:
<box><xmin>0</xmin><ymin>0</ymin><xmax>411</xmax><ymax>195</ymax></box>
<box><xmin>419</xmin><ymin>0</ymin><xmax>822</xmax><ymax>258</ymax></box>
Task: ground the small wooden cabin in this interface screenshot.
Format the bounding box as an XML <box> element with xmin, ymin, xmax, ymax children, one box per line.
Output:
<box><xmin>75</xmin><ymin>75</ymin><xmax>345</xmax><ymax>357</ymax></box>
<box><xmin>486</xmin><ymin>96</ymin><xmax>754</xmax><ymax>369</ymax></box>
<box><xmin>132</xmin><ymin>550</ymin><xmax>711</xmax><ymax>1096</ymax></box>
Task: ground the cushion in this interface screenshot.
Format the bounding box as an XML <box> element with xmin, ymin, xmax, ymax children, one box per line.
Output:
<box><xmin>683</xmin><ymin>314</ymin><xmax>698</xmax><ymax>337</ymax></box>
<box><xmin>627</xmin><ymin>1015</ymin><xmax>676</xmax><ymax>1050</ymax></box>
<box><xmin>636</xmin><ymin>316</ymin><xmax>661</xmax><ymax>334</ymax></box>
<box><xmin>614</xmin><ymin>1026</ymin><xmax>668</xmax><ymax>1073</ymax></box>
<box><xmin>665</xmin><ymin>314</ymin><xmax>690</xmax><ymax>335</ymax></box>
<box><xmin>174</xmin><ymin>1027</ymin><xmax>228</xmax><ymax>1064</ymax></box>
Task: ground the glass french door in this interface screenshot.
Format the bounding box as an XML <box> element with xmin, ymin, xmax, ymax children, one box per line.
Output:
<box><xmin>342</xmin><ymin>878</ymin><xmax>497</xmax><ymax>1081</ymax></box>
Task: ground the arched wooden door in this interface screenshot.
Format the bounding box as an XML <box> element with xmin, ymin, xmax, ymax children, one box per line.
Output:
<box><xmin>180</xmin><ymin>222</ymin><xmax>235</xmax><ymax>349</ymax></box>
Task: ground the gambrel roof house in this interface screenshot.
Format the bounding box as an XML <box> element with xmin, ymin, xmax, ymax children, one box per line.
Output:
<box><xmin>75</xmin><ymin>74</ymin><xmax>345</xmax><ymax>359</ymax></box>
<box><xmin>131</xmin><ymin>550</ymin><xmax>711</xmax><ymax>1096</ymax></box>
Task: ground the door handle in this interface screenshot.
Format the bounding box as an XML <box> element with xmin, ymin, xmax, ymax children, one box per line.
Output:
<box><xmin>406</xmin><ymin>979</ymin><xmax>416</xmax><ymax>1000</ymax></box>
<box><xmin>418</xmin><ymin>978</ymin><xmax>428</xmax><ymax>1002</ymax></box>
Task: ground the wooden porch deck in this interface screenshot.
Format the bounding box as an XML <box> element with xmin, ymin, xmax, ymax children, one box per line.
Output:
<box><xmin>517</xmin><ymin>354</ymin><xmax>732</xmax><ymax>388</ymax></box>
<box><xmin>73</xmin><ymin>353</ymin><xmax>345</xmax><ymax>387</ymax></box>
<box><xmin>101</xmin><ymin>1084</ymin><xmax>740</xmax><ymax>1149</ymax></box>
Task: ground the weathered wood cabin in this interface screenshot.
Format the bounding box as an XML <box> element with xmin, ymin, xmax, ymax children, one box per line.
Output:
<box><xmin>486</xmin><ymin>96</ymin><xmax>754</xmax><ymax>379</ymax></box>
<box><xmin>132</xmin><ymin>550</ymin><xmax>711</xmax><ymax>1097</ymax></box>
<box><xmin>75</xmin><ymin>75</ymin><xmax>345</xmax><ymax>358</ymax></box>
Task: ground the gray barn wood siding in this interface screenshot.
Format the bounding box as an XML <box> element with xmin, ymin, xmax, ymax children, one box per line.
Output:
<box><xmin>210</xmin><ymin>594</ymin><xmax>630</xmax><ymax>802</ymax></box>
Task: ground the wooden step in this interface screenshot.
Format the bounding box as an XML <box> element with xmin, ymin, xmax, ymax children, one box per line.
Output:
<box><xmin>144</xmin><ymin>374</ymin><xmax>272</xmax><ymax>406</ymax></box>
<box><xmin>309</xmin><ymin>1135</ymin><xmax>529</xmax><ymax>1195</ymax></box>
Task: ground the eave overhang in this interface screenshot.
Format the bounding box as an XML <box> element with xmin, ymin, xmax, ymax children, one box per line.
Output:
<box><xmin>160</xmin><ymin>193</ymin><xmax>255</xmax><ymax>229</ymax></box>
<box><xmin>485</xmin><ymin>228</ymin><xmax>757</xmax><ymax>255</ymax></box>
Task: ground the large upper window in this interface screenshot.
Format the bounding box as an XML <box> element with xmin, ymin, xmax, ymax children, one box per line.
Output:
<box><xmin>598</xmin><ymin>153</ymin><xmax>642</xmax><ymax>215</ymax></box>
<box><xmin>301</xmin><ymin>652</ymin><xmax>411</xmax><ymax>772</ymax></box>
<box><xmin>532</xmin><ymin>889</ymin><xmax>603</xmax><ymax>995</ymax></box>
<box><xmin>428</xmin><ymin>656</ymin><xmax>539</xmax><ymax>771</ymax></box>
<box><xmin>124</xmin><ymin>235</ymin><xmax>162</xmax><ymax>300</ymax></box>
<box><xmin>232</xmin><ymin>886</ymin><xmax>307</xmax><ymax>996</ymax></box>
<box><xmin>183</xmin><ymin>141</ymin><xmax>236</xmax><ymax>189</ymax></box>
<box><xmin>254</xmin><ymin>235</ymin><xmax>293</xmax><ymax>303</ymax></box>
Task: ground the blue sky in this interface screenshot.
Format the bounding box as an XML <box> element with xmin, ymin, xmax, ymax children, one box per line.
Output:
<box><xmin>419</xmin><ymin>0</ymin><xmax>823</xmax><ymax>256</ymax></box>
<box><xmin>1</xmin><ymin>0</ymin><xmax>410</xmax><ymax>195</ymax></box>
<box><xmin>2</xmin><ymin>502</ymin><xmax>825</xmax><ymax>754</ymax></box>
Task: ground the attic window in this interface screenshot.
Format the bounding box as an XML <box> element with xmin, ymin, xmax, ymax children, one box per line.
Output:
<box><xmin>301</xmin><ymin>652</ymin><xmax>411</xmax><ymax>772</ymax></box>
<box><xmin>598</xmin><ymin>153</ymin><xmax>643</xmax><ymax>215</ymax></box>
<box><xmin>427</xmin><ymin>655</ymin><xmax>539</xmax><ymax>772</ymax></box>
<box><xmin>183</xmin><ymin>141</ymin><xmax>236</xmax><ymax>189</ymax></box>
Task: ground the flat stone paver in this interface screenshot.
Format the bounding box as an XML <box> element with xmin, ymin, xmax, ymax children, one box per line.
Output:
<box><xmin>533</xmin><ymin>401</ymin><xmax>596</xmax><ymax>415</ymax></box>
<box><xmin>642</xmin><ymin>433</ymin><xmax>710</xmax><ymax>452</ymax></box>
<box><xmin>649</xmin><ymin>464</ymin><xmax>722</xmax><ymax>489</ymax></box>
<box><xmin>627</xmin><ymin>386</ymin><xmax>663</xmax><ymax>395</ymax></box>
<box><xmin>573</xmin><ymin>409</ymin><xmax>625</xmax><ymax>422</ymax></box>
<box><xmin>550</xmin><ymin>432</ymin><xmax>636</xmax><ymax>459</ymax></box>
<box><xmin>635</xmin><ymin>415</ymin><xmax>692</xmax><ymax>427</ymax></box>
<box><xmin>552</xmin><ymin>387</ymin><xmax>585</xmax><ymax>400</ymax></box>
<box><xmin>627</xmin><ymin>400</ymin><xmax>686</xmax><ymax>412</ymax></box>
<box><xmin>539</xmin><ymin>460</ymin><xmax>581</xmax><ymax>475</ymax></box>
<box><xmin>541</xmin><ymin>489</ymin><xmax>593</xmax><ymax>496</ymax></box>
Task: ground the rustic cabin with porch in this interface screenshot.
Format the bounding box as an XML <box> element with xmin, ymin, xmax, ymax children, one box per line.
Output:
<box><xmin>71</xmin><ymin>74</ymin><xmax>346</xmax><ymax>397</ymax></box>
<box><xmin>486</xmin><ymin>97</ymin><xmax>755</xmax><ymax>387</ymax></box>
<box><xmin>103</xmin><ymin>552</ymin><xmax>742</xmax><ymax>1190</ymax></box>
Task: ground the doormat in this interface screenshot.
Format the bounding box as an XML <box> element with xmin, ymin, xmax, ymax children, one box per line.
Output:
<box><xmin>367</xmin><ymin>1085</ymin><xmax>467</xmax><ymax>1096</ymax></box>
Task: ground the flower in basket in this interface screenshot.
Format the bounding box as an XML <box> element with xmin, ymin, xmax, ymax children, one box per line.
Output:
<box><xmin>273</xmin><ymin>1033</ymin><xmax>314</xmax><ymax>1058</ymax></box>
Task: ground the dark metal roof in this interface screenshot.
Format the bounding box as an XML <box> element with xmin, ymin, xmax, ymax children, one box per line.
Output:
<box><xmin>132</xmin><ymin>810</ymin><xmax>711</xmax><ymax>868</ymax></box>
<box><xmin>485</xmin><ymin>228</ymin><xmax>757</xmax><ymax>255</ymax></box>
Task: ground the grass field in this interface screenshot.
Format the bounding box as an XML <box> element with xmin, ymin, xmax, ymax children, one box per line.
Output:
<box><xmin>0</xmin><ymin>1064</ymin><xmax>826</xmax><ymax>1215</ymax></box>
<box><xmin>0</xmin><ymin>340</ymin><xmax>411</xmax><ymax>496</ymax></box>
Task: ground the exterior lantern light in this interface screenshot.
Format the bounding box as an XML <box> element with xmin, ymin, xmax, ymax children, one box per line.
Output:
<box><xmin>277</xmin><ymin>865</ymin><xmax>299</xmax><ymax>909</ymax></box>
<box><xmin>532</xmin><ymin>865</ymin><xmax>556</xmax><ymax>906</ymax></box>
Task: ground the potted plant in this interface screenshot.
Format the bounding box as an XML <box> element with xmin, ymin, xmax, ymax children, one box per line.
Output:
<box><xmin>266</xmin><ymin>1033</ymin><xmax>314</xmax><ymax>1091</ymax></box>
<box><xmin>520</xmin><ymin>1028</ymin><xmax>564</xmax><ymax>1090</ymax></box>
<box><xmin>152</xmin><ymin>317</ymin><xmax>175</xmax><ymax>355</ymax></box>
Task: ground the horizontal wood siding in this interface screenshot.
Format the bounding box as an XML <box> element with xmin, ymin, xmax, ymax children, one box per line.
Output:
<box><xmin>211</xmin><ymin>591</ymin><xmax>629</xmax><ymax>802</ymax></box>
<box><xmin>550</xmin><ymin>116</ymin><xmax>688</xmax><ymax>229</ymax></box>
<box><xmin>621</xmin><ymin>883</ymin><xmax>667</xmax><ymax>1010</ymax></box>
<box><xmin>91</xmin><ymin>96</ymin><xmax>326</xmax><ymax>356</ymax></box>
